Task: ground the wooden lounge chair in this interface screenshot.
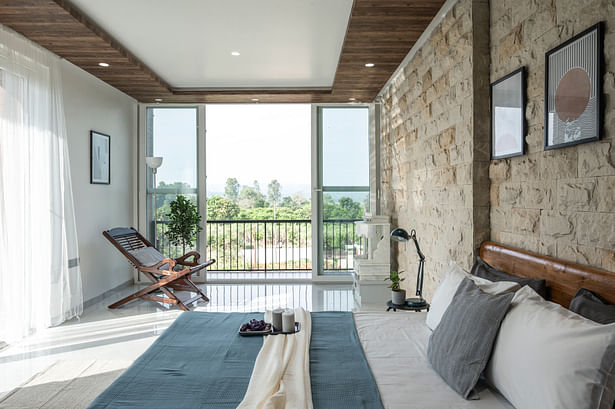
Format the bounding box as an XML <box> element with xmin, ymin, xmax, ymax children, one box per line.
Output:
<box><xmin>103</xmin><ymin>227</ymin><xmax>215</xmax><ymax>311</ymax></box>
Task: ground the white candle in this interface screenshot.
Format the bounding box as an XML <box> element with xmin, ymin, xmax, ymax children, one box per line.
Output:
<box><xmin>282</xmin><ymin>310</ymin><xmax>295</xmax><ymax>333</ymax></box>
<box><xmin>272</xmin><ymin>308</ymin><xmax>284</xmax><ymax>331</ymax></box>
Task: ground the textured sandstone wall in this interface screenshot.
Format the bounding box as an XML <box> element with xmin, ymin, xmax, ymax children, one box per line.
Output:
<box><xmin>490</xmin><ymin>0</ymin><xmax>615</xmax><ymax>272</ymax></box>
<box><xmin>380</xmin><ymin>0</ymin><xmax>490</xmax><ymax>300</ymax></box>
<box><xmin>381</xmin><ymin>0</ymin><xmax>615</xmax><ymax>301</ymax></box>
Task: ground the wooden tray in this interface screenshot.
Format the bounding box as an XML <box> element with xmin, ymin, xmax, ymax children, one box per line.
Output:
<box><xmin>238</xmin><ymin>323</ymin><xmax>272</xmax><ymax>337</ymax></box>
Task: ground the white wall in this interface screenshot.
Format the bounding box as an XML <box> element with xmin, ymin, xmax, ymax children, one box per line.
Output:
<box><xmin>61</xmin><ymin>60</ymin><xmax>137</xmax><ymax>303</ymax></box>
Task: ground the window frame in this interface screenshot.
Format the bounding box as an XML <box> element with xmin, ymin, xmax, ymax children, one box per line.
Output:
<box><xmin>312</xmin><ymin>104</ymin><xmax>372</xmax><ymax>281</ymax></box>
<box><xmin>137</xmin><ymin>104</ymin><xmax>207</xmax><ymax>283</ymax></box>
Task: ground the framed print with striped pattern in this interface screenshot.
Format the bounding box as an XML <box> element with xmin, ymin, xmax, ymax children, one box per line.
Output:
<box><xmin>545</xmin><ymin>22</ymin><xmax>603</xmax><ymax>150</ymax></box>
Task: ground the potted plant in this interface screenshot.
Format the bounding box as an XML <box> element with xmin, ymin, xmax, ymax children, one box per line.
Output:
<box><xmin>385</xmin><ymin>270</ymin><xmax>406</xmax><ymax>305</ymax></box>
<box><xmin>165</xmin><ymin>195</ymin><xmax>203</xmax><ymax>255</ymax></box>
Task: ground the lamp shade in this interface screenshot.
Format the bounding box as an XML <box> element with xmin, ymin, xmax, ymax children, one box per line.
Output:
<box><xmin>145</xmin><ymin>156</ymin><xmax>163</xmax><ymax>169</ymax></box>
<box><xmin>390</xmin><ymin>228</ymin><xmax>410</xmax><ymax>242</ymax></box>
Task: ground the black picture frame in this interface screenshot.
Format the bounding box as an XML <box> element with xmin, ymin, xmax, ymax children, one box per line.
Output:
<box><xmin>490</xmin><ymin>67</ymin><xmax>527</xmax><ymax>160</ymax></box>
<box><xmin>544</xmin><ymin>22</ymin><xmax>603</xmax><ymax>150</ymax></box>
<box><xmin>90</xmin><ymin>130</ymin><xmax>110</xmax><ymax>184</ymax></box>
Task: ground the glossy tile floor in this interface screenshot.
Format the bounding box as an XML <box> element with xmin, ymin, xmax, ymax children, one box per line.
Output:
<box><xmin>0</xmin><ymin>283</ymin><xmax>380</xmax><ymax>399</ymax></box>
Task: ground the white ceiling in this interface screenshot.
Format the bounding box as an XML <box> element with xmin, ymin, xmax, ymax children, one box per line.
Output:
<box><xmin>70</xmin><ymin>0</ymin><xmax>353</xmax><ymax>89</ymax></box>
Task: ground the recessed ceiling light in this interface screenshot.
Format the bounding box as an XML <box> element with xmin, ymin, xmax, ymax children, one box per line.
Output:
<box><xmin>251</xmin><ymin>98</ymin><xmax>259</xmax><ymax>102</ymax></box>
<box><xmin>348</xmin><ymin>97</ymin><xmax>356</xmax><ymax>101</ymax></box>
<box><xmin>98</xmin><ymin>62</ymin><xmax>109</xmax><ymax>67</ymax></box>
<box><xmin>154</xmin><ymin>98</ymin><xmax>163</xmax><ymax>102</ymax></box>
<box><xmin>364</xmin><ymin>63</ymin><xmax>375</xmax><ymax>68</ymax></box>
<box><xmin>231</xmin><ymin>51</ymin><xmax>241</xmax><ymax>56</ymax></box>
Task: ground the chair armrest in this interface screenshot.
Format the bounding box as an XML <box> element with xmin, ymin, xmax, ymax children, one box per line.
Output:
<box><xmin>176</xmin><ymin>251</ymin><xmax>201</xmax><ymax>267</ymax></box>
<box><xmin>186</xmin><ymin>258</ymin><xmax>216</xmax><ymax>273</ymax></box>
<box><xmin>138</xmin><ymin>258</ymin><xmax>177</xmax><ymax>274</ymax></box>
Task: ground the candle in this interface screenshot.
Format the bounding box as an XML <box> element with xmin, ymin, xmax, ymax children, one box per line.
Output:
<box><xmin>282</xmin><ymin>310</ymin><xmax>295</xmax><ymax>333</ymax></box>
<box><xmin>272</xmin><ymin>308</ymin><xmax>284</xmax><ymax>331</ymax></box>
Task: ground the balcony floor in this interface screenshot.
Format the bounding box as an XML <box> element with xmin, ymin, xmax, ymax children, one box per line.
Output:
<box><xmin>0</xmin><ymin>282</ymin><xmax>384</xmax><ymax>400</ymax></box>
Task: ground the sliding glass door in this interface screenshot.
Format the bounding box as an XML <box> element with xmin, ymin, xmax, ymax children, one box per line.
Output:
<box><xmin>138</xmin><ymin>104</ymin><xmax>371</xmax><ymax>282</ymax></box>
<box><xmin>205</xmin><ymin>104</ymin><xmax>312</xmax><ymax>280</ymax></box>
<box><xmin>313</xmin><ymin>106</ymin><xmax>370</xmax><ymax>277</ymax></box>
<box><xmin>140</xmin><ymin>105</ymin><xmax>206</xmax><ymax>281</ymax></box>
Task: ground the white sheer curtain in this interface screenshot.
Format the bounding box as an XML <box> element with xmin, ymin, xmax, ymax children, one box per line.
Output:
<box><xmin>0</xmin><ymin>25</ymin><xmax>82</xmax><ymax>343</ymax></box>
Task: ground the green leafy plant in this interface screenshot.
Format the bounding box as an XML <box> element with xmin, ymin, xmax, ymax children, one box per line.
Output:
<box><xmin>384</xmin><ymin>270</ymin><xmax>405</xmax><ymax>291</ymax></box>
<box><xmin>165</xmin><ymin>195</ymin><xmax>203</xmax><ymax>254</ymax></box>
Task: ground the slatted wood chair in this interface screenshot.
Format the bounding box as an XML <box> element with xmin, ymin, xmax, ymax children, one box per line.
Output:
<box><xmin>103</xmin><ymin>227</ymin><xmax>215</xmax><ymax>311</ymax></box>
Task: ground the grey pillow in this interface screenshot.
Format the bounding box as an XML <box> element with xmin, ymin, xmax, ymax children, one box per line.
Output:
<box><xmin>471</xmin><ymin>256</ymin><xmax>548</xmax><ymax>299</ymax></box>
<box><xmin>427</xmin><ymin>277</ymin><xmax>514</xmax><ymax>399</ymax></box>
<box><xmin>569</xmin><ymin>288</ymin><xmax>615</xmax><ymax>324</ymax></box>
<box><xmin>130</xmin><ymin>247</ymin><xmax>167</xmax><ymax>268</ymax></box>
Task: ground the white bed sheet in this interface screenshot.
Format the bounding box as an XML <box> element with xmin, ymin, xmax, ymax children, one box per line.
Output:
<box><xmin>354</xmin><ymin>311</ymin><xmax>515</xmax><ymax>409</ymax></box>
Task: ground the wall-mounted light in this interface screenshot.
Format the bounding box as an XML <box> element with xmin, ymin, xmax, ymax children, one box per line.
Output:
<box><xmin>231</xmin><ymin>51</ymin><xmax>241</xmax><ymax>56</ymax></box>
<box><xmin>98</xmin><ymin>62</ymin><xmax>110</xmax><ymax>67</ymax></box>
<box><xmin>364</xmin><ymin>63</ymin><xmax>375</xmax><ymax>68</ymax></box>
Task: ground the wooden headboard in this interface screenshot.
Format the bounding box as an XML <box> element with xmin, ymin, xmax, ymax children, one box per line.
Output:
<box><xmin>480</xmin><ymin>241</ymin><xmax>615</xmax><ymax>307</ymax></box>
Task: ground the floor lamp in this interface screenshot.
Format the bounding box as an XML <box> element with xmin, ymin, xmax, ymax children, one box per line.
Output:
<box><xmin>146</xmin><ymin>156</ymin><xmax>163</xmax><ymax>247</ymax></box>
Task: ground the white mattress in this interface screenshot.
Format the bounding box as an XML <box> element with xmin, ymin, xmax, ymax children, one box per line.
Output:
<box><xmin>354</xmin><ymin>311</ymin><xmax>515</xmax><ymax>409</ymax></box>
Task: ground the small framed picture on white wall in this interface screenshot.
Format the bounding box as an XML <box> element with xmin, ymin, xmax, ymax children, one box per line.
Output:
<box><xmin>90</xmin><ymin>130</ymin><xmax>110</xmax><ymax>184</ymax></box>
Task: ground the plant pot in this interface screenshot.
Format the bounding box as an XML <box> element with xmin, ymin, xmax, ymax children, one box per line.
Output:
<box><xmin>391</xmin><ymin>289</ymin><xmax>406</xmax><ymax>305</ymax></box>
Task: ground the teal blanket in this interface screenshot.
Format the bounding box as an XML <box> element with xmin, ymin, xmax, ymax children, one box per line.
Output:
<box><xmin>88</xmin><ymin>311</ymin><xmax>384</xmax><ymax>409</ymax></box>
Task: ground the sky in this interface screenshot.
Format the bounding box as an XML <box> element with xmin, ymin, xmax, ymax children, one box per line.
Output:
<box><xmin>206</xmin><ymin>104</ymin><xmax>311</xmax><ymax>196</ymax></box>
<box><xmin>150</xmin><ymin>104</ymin><xmax>368</xmax><ymax>199</ymax></box>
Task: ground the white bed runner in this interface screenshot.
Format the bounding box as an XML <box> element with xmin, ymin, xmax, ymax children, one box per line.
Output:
<box><xmin>237</xmin><ymin>308</ymin><xmax>313</xmax><ymax>409</ymax></box>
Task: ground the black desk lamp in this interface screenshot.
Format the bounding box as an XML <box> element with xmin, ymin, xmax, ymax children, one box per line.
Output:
<box><xmin>390</xmin><ymin>228</ymin><xmax>427</xmax><ymax>308</ymax></box>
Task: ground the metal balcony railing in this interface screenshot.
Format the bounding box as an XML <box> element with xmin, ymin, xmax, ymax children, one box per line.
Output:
<box><xmin>153</xmin><ymin>219</ymin><xmax>364</xmax><ymax>274</ymax></box>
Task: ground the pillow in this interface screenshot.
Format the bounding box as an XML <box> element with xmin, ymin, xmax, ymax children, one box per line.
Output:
<box><xmin>470</xmin><ymin>256</ymin><xmax>548</xmax><ymax>299</ymax></box>
<box><xmin>130</xmin><ymin>247</ymin><xmax>166</xmax><ymax>267</ymax></box>
<box><xmin>486</xmin><ymin>286</ymin><xmax>615</xmax><ymax>409</ymax></box>
<box><xmin>426</xmin><ymin>261</ymin><xmax>520</xmax><ymax>331</ymax></box>
<box><xmin>570</xmin><ymin>288</ymin><xmax>615</xmax><ymax>324</ymax></box>
<box><xmin>427</xmin><ymin>278</ymin><xmax>514</xmax><ymax>399</ymax></box>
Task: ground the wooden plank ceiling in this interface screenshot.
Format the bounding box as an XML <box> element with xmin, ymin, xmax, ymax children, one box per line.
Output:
<box><xmin>0</xmin><ymin>0</ymin><xmax>445</xmax><ymax>103</ymax></box>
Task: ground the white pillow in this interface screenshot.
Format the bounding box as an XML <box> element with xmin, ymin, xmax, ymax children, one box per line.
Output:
<box><xmin>486</xmin><ymin>286</ymin><xmax>615</xmax><ymax>409</ymax></box>
<box><xmin>425</xmin><ymin>261</ymin><xmax>520</xmax><ymax>331</ymax></box>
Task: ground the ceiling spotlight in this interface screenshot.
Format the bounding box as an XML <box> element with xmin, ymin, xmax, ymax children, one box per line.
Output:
<box><xmin>348</xmin><ymin>97</ymin><xmax>356</xmax><ymax>101</ymax></box>
<box><xmin>231</xmin><ymin>51</ymin><xmax>241</xmax><ymax>56</ymax></box>
<box><xmin>364</xmin><ymin>63</ymin><xmax>375</xmax><ymax>68</ymax></box>
<box><xmin>98</xmin><ymin>62</ymin><xmax>110</xmax><ymax>67</ymax></box>
<box><xmin>154</xmin><ymin>98</ymin><xmax>163</xmax><ymax>102</ymax></box>
<box><xmin>251</xmin><ymin>98</ymin><xmax>259</xmax><ymax>102</ymax></box>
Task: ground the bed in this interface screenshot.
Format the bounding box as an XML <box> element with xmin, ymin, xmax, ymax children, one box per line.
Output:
<box><xmin>88</xmin><ymin>241</ymin><xmax>615</xmax><ymax>409</ymax></box>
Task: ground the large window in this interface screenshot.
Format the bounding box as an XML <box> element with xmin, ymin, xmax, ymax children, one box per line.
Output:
<box><xmin>205</xmin><ymin>104</ymin><xmax>312</xmax><ymax>278</ymax></box>
<box><xmin>145</xmin><ymin>107</ymin><xmax>199</xmax><ymax>256</ymax></box>
<box><xmin>316</xmin><ymin>106</ymin><xmax>370</xmax><ymax>275</ymax></box>
<box><xmin>139</xmin><ymin>104</ymin><xmax>372</xmax><ymax>281</ymax></box>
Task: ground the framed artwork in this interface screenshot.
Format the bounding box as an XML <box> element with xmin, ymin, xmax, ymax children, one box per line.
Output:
<box><xmin>90</xmin><ymin>130</ymin><xmax>110</xmax><ymax>184</ymax></box>
<box><xmin>490</xmin><ymin>67</ymin><xmax>526</xmax><ymax>160</ymax></box>
<box><xmin>545</xmin><ymin>22</ymin><xmax>603</xmax><ymax>150</ymax></box>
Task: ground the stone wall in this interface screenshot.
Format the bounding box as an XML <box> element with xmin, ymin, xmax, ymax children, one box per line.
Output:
<box><xmin>380</xmin><ymin>0</ymin><xmax>490</xmax><ymax>300</ymax></box>
<box><xmin>490</xmin><ymin>0</ymin><xmax>615</xmax><ymax>272</ymax></box>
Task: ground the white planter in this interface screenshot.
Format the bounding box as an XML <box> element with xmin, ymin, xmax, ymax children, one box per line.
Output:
<box><xmin>391</xmin><ymin>289</ymin><xmax>406</xmax><ymax>305</ymax></box>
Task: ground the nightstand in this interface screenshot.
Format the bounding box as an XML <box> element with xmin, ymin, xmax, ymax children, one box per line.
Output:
<box><xmin>386</xmin><ymin>300</ymin><xmax>430</xmax><ymax>312</ymax></box>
